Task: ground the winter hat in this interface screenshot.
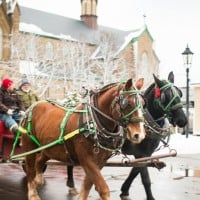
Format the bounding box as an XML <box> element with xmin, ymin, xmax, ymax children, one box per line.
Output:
<box><xmin>1</xmin><ymin>78</ymin><xmax>13</xmax><ymax>89</ymax></box>
<box><xmin>20</xmin><ymin>79</ymin><xmax>30</xmax><ymax>88</ymax></box>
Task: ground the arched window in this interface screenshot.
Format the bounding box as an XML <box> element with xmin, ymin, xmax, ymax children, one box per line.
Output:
<box><xmin>139</xmin><ymin>52</ymin><xmax>153</xmax><ymax>87</ymax></box>
<box><xmin>62</xmin><ymin>44</ymin><xmax>68</xmax><ymax>57</ymax></box>
<box><xmin>141</xmin><ymin>52</ymin><xmax>148</xmax><ymax>76</ymax></box>
<box><xmin>45</xmin><ymin>42</ymin><xmax>53</xmax><ymax>60</ymax></box>
<box><xmin>0</xmin><ymin>28</ymin><xmax>3</xmax><ymax>60</ymax></box>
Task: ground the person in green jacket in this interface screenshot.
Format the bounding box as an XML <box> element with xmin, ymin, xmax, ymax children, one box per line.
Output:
<box><xmin>17</xmin><ymin>79</ymin><xmax>39</xmax><ymax>110</ymax></box>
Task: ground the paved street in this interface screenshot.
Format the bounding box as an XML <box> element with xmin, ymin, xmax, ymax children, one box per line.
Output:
<box><xmin>0</xmin><ymin>153</ymin><xmax>200</xmax><ymax>200</ymax></box>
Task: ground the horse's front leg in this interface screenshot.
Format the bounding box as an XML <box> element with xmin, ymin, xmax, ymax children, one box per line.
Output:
<box><xmin>78</xmin><ymin>174</ymin><xmax>93</xmax><ymax>200</ymax></box>
<box><xmin>120</xmin><ymin>167</ymin><xmax>140</xmax><ymax>199</ymax></box>
<box><xmin>140</xmin><ymin>167</ymin><xmax>155</xmax><ymax>200</ymax></box>
<box><xmin>79</xmin><ymin>162</ymin><xmax>110</xmax><ymax>200</ymax></box>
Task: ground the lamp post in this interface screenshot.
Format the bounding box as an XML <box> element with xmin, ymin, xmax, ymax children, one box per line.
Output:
<box><xmin>182</xmin><ymin>44</ymin><xmax>193</xmax><ymax>138</ymax></box>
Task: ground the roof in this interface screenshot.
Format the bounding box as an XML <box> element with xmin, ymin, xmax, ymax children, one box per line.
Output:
<box><xmin>19</xmin><ymin>6</ymin><xmax>153</xmax><ymax>56</ymax></box>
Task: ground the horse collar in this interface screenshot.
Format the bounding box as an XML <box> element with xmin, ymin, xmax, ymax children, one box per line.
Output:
<box><xmin>87</xmin><ymin>94</ymin><xmax>124</xmax><ymax>151</ymax></box>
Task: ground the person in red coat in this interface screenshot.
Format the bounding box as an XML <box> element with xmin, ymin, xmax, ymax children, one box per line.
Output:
<box><xmin>0</xmin><ymin>78</ymin><xmax>27</xmax><ymax>134</ymax></box>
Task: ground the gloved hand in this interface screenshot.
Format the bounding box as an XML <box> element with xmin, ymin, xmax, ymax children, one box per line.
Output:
<box><xmin>7</xmin><ymin>109</ymin><xmax>14</xmax><ymax>115</ymax></box>
<box><xmin>20</xmin><ymin>110</ymin><xmax>26</xmax><ymax>116</ymax></box>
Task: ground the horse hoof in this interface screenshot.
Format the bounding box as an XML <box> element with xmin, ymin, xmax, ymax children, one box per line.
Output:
<box><xmin>68</xmin><ymin>187</ymin><xmax>79</xmax><ymax>196</ymax></box>
<box><xmin>120</xmin><ymin>195</ymin><xmax>132</xmax><ymax>200</ymax></box>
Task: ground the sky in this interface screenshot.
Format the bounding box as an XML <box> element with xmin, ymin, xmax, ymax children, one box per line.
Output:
<box><xmin>17</xmin><ymin>0</ymin><xmax>200</xmax><ymax>86</ymax></box>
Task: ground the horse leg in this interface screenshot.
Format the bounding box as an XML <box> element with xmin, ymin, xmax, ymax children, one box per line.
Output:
<box><xmin>66</xmin><ymin>165</ymin><xmax>79</xmax><ymax>196</ymax></box>
<box><xmin>79</xmin><ymin>163</ymin><xmax>110</xmax><ymax>200</ymax></box>
<box><xmin>120</xmin><ymin>167</ymin><xmax>140</xmax><ymax>200</ymax></box>
<box><xmin>140</xmin><ymin>167</ymin><xmax>155</xmax><ymax>200</ymax></box>
<box><xmin>34</xmin><ymin>152</ymin><xmax>49</xmax><ymax>187</ymax></box>
<box><xmin>78</xmin><ymin>175</ymin><xmax>93</xmax><ymax>200</ymax></box>
<box><xmin>26</xmin><ymin>154</ymin><xmax>41</xmax><ymax>200</ymax></box>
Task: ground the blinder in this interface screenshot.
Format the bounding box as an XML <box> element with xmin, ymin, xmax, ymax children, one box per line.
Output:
<box><xmin>111</xmin><ymin>88</ymin><xmax>145</xmax><ymax>127</ymax></box>
<box><xmin>120</xmin><ymin>96</ymin><xmax>128</xmax><ymax>110</ymax></box>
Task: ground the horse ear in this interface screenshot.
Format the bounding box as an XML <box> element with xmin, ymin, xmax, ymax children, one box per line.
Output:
<box><xmin>153</xmin><ymin>74</ymin><xmax>163</xmax><ymax>88</ymax></box>
<box><xmin>125</xmin><ymin>79</ymin><xmax>132</xmax><ymax>90</ymax></box>
<box><xmin>135</xmin><ymin>78</ymin><xmax>144</xmax><ymax>90</ymax></box>
<box><xmin>168</xmin><ymin>71</ymin><xmax>174</xmax><ymax>83</ymax></box>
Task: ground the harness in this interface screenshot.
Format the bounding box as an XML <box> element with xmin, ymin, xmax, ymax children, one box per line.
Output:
<box><xmin>10</xmin><ymin>83</ymin><xmax>145</xmax><ymax>160</ymax></box>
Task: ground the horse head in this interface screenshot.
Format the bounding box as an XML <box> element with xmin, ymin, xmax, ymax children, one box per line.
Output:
<box><xmin>109</xmin><ymin>78</ymin><xmax>146</xmax><ymax>144</ymax></box>
<box><xmin>151</xmin><ymin>71</ymin><xmax>187</xmax><ymax>128</ymax></box>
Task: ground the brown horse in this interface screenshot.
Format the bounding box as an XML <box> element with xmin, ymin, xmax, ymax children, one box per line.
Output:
<box><xmin>21</xmin><ymin>78</ymin><xmax>146</xmax><ymax>200</ymax></box>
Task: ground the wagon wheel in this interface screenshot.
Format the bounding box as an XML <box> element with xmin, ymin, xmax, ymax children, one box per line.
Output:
<box><xmin>21</xmin><ymin>161</ymin><xmax>47</xmax><ymax>173</ymax></box>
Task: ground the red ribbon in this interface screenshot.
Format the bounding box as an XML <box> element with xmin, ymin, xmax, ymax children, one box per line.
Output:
<box><xmin>155</xmin><ymin>87</ymin><xmax>161</xmax><ymax>98</ymax></box>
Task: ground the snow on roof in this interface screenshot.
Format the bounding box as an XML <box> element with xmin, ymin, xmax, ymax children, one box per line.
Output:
<box><xmin>19</xmin><ymin>22</ymin><xmax>77</xmax><ymax>41</ymax></box>
<box><xmin>114</xmin><ymin>29</ymin><xmax>141</xmax><ymax>56</ymax></box>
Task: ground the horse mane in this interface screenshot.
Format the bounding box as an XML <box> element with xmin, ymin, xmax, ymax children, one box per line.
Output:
<box><xmin>144</xmin><ymin>79</ymin><xmax>169</xmax><ymax>96</ymax></box>
<box><xmin>95</xmin><ymin>82</ymin><xmax>119</xmax><ymax>95</ymax></box>
<box><xmin>144</xmin><ymin>83</ymin><xmax>155</xmax><ymax>96</ymax></box>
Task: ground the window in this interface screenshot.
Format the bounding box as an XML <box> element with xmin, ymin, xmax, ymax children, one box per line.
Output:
<box><xmin>141</xmin><ymin>52</ymin><xmax>148</xmax><ymax>77</ymax></box>
<box><xmin>138</xmin><ymin>52</ymin><xmax>152</xmax><ymax>87</ymax></box>
<box><xmin>62</xmin><ymin>44</ymin><xmax>68</xmax><ymax>57</ymax></box>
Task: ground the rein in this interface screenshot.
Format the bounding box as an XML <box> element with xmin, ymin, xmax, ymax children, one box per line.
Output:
<box><xmin>143</xmin><ymin>108</ymin><xmax>170</xmax><ymax>145</ymax></box>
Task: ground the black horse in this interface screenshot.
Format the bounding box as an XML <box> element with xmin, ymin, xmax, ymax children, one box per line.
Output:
<box><xmin>120</xmin><ymin>71</ymin><xmax>187</xmax><ymax>200</ymax></box>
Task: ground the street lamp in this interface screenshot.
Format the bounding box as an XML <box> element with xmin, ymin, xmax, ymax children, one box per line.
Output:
<box><xmin>182</xmin><ymin>44</ymin><xmax>194</xmax><ymax>138</ymax></box>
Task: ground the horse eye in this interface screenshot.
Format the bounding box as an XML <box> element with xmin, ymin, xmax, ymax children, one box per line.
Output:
<box><xmin>120</xmin><ymin>97</ymin><xmax>128</xmax><ymax>109</ymax></box>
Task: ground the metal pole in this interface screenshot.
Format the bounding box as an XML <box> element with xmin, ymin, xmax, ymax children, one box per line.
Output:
<box><xmin>186</xmin><ymin>67</ymin><xmax>189</xmax><ymax>138</ymax></box>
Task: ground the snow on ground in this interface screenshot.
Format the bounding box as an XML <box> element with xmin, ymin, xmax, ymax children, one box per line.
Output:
<box><xmin>166</xmin><ymin>133</ymin><xmax>200</xmax><ymax>155</ymax></box>
<box><xmin>108</xmin><ymin>133</ymin><xmax>200</xmax><ymax>163</ymax></box>
<box><xmin>152</xmin><ymin>133</ymin><xmax>200</xmax><ymax>156</ymax></box>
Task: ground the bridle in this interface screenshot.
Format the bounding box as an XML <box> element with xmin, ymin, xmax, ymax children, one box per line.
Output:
<box><xmin>110</xmin><ymin>86</ymin><xmax>145</xmax><ymax>127</ymax></box>
<box><xmin>144</xmin><ymin>81</ymin><xmax>183</xmax><ymax>144</ymax></box>
<box><xmin>154</xmin><ymin>81</ymin><xmax>183</xmax><ymax>117</ymax></box>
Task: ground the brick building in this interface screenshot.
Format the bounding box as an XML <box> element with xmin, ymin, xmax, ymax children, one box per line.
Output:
<box><xmin>0</xmin><ymin>0</ymin><xmax>159</xmax><ymax>99</ymax></box>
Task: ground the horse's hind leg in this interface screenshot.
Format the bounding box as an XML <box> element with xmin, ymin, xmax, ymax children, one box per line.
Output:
<box><xmin>25</xmin><ymin>154</ymin><xmax>41</xmax><ymax>200</ymax></box>
<box><xmin>66</xmin><ymin>165</ymin><xmax>79</xmax><ymax>196</ymax></box>
<box><xmin>34</xmin><ymin>152</ymin><xmax>49</xmax><ymax>187</ymax></box>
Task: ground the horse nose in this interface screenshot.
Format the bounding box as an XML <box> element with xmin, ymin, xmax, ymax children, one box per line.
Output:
<box><xmin>128</xmin><ymin>131</ymin><xmax>145</xmax><ymax>143</ymax></box>
<box><xmin>133</xmin><ymin>133</ymin><xmax>139</xmax><ymax>140</ymax></box>
<box><xmin>176</xmin><ymin>118</ymin><xmax>188</xmax><ymax>128</ymax></box>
